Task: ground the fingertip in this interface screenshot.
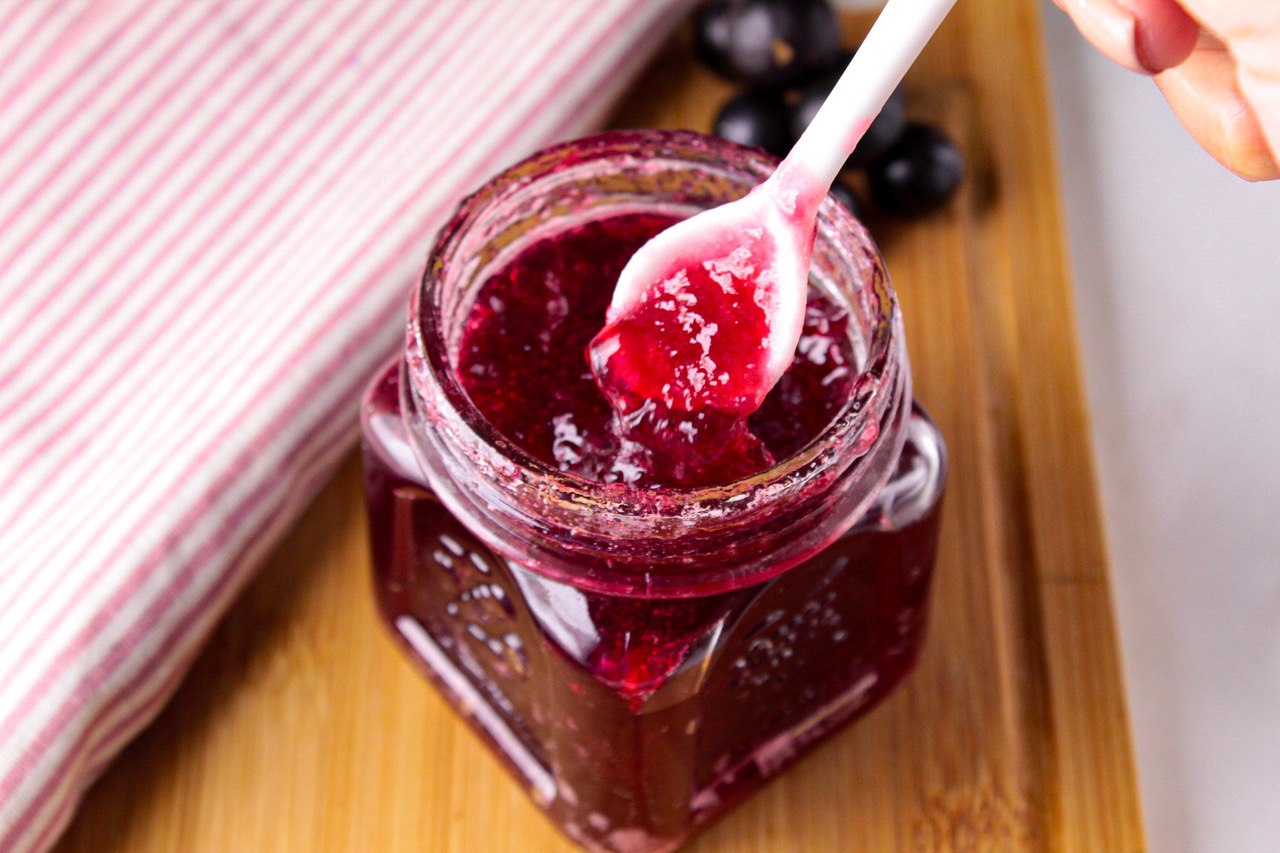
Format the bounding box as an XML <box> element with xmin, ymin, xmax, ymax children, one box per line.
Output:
<box><xmin>1057</xmin><ymin>0</ymin><xmax>1146</xmax><ymax>74</ymax></box>
<box><xmin>1056</xmin><ymin>0</ymin><xmax>1201</xmax><ymax>76</ymax></box>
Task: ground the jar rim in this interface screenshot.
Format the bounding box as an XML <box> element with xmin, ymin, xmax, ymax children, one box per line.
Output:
<box><xmin>403</xmin><ymin>130</ymin><xmax>908</xmax><ymax>594</ymax></box>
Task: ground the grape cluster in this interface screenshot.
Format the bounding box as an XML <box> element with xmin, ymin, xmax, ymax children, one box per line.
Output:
<box><xmin>696</xmin><ymin>0</ymin><xmax>963</xmax><ymax>219</ymax></box>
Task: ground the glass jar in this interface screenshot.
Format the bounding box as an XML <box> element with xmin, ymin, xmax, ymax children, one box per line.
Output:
<box><xmin>360</xmin><ymin>130</ymin><xmax>946</xmax><ymax>852</ymax></box>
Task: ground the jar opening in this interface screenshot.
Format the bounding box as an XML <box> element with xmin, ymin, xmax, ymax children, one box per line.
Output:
<box><xmin>404</xmin><ymin>130</ymin><xmax>910</xmax><ymax>596</ymax></box>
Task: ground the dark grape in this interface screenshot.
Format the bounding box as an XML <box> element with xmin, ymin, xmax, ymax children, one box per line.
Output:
<box><xmin>694</xmin><ymin>0</ymin><xmax>843</xmax><ymax>88</ymax></box>
<box><xmin>713</xmin><ymin>89</ymin><xmax>792</xmax><ymax>157</ymax></box>
<box><xmin>791</xmin><ymin>66</ymin><xmax>907</xmax><ymax>169</ymax></box>
<box><xmin>868</xmin><ymin>123</ymin><xmax>963</xmax><ymax>216</ymax></box>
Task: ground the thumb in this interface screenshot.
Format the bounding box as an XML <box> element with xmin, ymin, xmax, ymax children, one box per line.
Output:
<box><xmin>1156</xmin><ymin>34</ymin><xmax>1280</xmax><ymax>181</ymax></box>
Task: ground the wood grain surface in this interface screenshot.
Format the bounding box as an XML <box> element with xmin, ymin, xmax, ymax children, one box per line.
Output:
<box><xmin>56</xmin><ymin>2</ymin><xmax>1144</xmax><ymax>850</ymax></box>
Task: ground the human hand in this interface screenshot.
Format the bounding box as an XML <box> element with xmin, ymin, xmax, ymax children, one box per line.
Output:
<box><xmin>1052</xmin><ymin>0</ymin><xmax>1280</xmax><ymax>180</ymax></box>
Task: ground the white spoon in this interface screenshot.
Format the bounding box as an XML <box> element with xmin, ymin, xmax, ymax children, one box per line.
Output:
<box><xmin>591</xmin><ymin>0</ymin><xmax>957</xmax><ymax>416</ymax></box>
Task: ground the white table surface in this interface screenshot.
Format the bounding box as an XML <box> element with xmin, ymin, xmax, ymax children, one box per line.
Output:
<box><xmin>1039</xmin><ymin>5</ymin><xmax>1280</xmax><ymax>851</ymax></box>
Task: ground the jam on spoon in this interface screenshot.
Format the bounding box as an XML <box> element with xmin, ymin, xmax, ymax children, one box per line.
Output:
<box><xmin>589</xmin><ymin>0</ymin><xmax>956</xmax><ymax>481</ymax></box>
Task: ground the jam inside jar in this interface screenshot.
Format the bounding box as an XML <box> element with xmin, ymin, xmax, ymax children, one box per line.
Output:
<box><xmin>360</xmin><ymin>131</ymin><xmax>946</xmax><ymax>852</ymax></box>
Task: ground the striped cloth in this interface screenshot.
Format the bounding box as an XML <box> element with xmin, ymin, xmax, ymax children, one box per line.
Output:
<box><xmin>0</xmin><ymin>1</ymin><xmax>691</xmax><ymax>849</ymax></box>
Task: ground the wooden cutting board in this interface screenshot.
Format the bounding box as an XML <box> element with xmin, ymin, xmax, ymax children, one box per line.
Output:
<box><xmin>56</xmin><ymin>2</ymin><xmax>1144</xmax><ymax>850</ymax></box>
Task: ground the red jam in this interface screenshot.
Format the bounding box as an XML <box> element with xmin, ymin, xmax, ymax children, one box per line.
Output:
<box><xmin>361</xmin><ymin>133</ymin><xmax>945</xmax><ymax>853</ymax></box>
<box><xmin>459</xmin><ymin>212</ymin><xmax>852</xmax><ymax>487</ymax></box>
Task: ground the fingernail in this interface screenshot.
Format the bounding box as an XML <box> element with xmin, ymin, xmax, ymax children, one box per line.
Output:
<box><xmin>1115</xmin><ymin>0</ymin><xmax>1201</xmax><ymax>73</ymax></box>
<box><xmin>1132</xmin><ymin>24</ymin><xmax>1166</xmax><ymax>74</ymax></box>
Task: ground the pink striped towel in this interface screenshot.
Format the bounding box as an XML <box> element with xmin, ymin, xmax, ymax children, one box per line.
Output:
<box><xmin>0</xmin><ymin>1</ymin><xmax>691</xmax><ymax>849</ymax></box>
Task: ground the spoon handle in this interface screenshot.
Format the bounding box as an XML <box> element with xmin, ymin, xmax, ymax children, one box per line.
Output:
<box><xmin>786</xmin><ymin>0</ymin><xmax>958</xmax><ymax>189</ymax></box>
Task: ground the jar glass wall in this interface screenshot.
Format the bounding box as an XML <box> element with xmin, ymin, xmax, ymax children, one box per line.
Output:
<box><xmin>361</xmin><ymin>131</ymin><xmax>946</xmax><ymax>853</ymax></box>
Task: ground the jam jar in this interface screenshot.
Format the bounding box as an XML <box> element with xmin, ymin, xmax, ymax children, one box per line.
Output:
<box><xmin>360</xmin><ymin>130</ymin><xmax>946</xmax><ymax>852</ymax></box>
